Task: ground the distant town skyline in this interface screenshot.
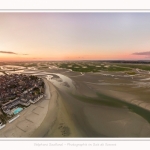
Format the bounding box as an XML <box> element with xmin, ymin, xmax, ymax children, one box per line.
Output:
<box><xmin>1</xmin><ymin>12</ymin><xmax>150</xmax><ymax>61</ymax></box>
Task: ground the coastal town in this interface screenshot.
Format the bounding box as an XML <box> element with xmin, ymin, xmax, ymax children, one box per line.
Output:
<box><xmin>0</xmin><ymin>74</ymin><xmax>45</xmax><ymax>126</ymax></box>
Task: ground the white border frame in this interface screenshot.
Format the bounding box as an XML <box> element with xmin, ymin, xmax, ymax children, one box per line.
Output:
<box><xmin>0</xmin><ymin>10</ymin><xmax>150</xmax><ymax>143</ymax></box>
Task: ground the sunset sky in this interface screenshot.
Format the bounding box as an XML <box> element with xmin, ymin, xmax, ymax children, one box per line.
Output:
<box><xmin>1</xmin><ymin>12</ymin><xmax>150</xmax><ymax>61</ymax></box>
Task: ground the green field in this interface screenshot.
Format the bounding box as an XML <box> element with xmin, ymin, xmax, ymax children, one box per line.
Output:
<box><xmin>125</xmin><ymin>71</ymin><xmax>137</xmax><ymax>75</ymax></box>
<box><xmin>58</xmin><ymin>63</ymin><xmax>132</xmax><ymax>72</ymax></box>
<box><xmin>116</xmin><ymin>64</ymin><xmax>150</xmax><ymax>71</ymax></box>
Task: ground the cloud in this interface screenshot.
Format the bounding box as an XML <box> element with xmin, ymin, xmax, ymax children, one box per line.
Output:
<box><xmin>0</xmin><ymin>51</ymin><xmax>17</xmax><ymax>55</ymax></box>
<box><xmin>0</xmin><ymin>51</ymin><xmax>29</xmax><ymax>55</ymax></box>
<box><xmin>132</xmin><ymin>51</ymin><xmax>150</xmax><ymax>56</ymax></box>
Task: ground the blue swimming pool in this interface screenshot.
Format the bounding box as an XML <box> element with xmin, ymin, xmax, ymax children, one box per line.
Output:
<box><xmin>13</xmin><ymin>107</ymin><xmax>23</xmax><ymax>115</ymax></box>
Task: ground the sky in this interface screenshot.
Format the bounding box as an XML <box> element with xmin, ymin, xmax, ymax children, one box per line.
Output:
<box><xmin>1</xmin><ymin>12</ymin><xmax>150</xmax><ymax>61</ymax></box>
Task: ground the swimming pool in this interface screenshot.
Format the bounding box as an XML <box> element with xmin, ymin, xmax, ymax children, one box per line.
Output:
<box><xmin>13</xmin><ymin>107</ymin><xmax>23</xmax><ymax>115</ymax></box>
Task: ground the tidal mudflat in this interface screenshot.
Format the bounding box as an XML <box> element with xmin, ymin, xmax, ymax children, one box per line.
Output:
<box><xmin>1</xmin><ymin>62</ymin><xmax>150</xmax><ymax>137</ymax></box>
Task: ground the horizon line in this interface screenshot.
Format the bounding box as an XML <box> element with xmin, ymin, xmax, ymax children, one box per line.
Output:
<box><xmin>1</xmin><ymin>59</ymin><xmax>150</xmax><ymax>62</ymax></box>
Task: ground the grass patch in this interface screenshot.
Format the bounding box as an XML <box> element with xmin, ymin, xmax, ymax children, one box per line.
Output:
<box><xmin>38</xmin><ymin>66</ymin><xmax>49</xmax><ymax>70</ymax></box>
<box><xmin>126</xmin><ymin>71</ymin><xmax>137</xmax><ymax>75</ymax></box>
<box><xmin>58</xmin><ymin>63</ymin><xmax>132</xmax><ymax>72</ymax></box>
<box><xmin>116</xmin><ymin>64</ymin><xmax>150</xmax><ymax>71</ymax></box>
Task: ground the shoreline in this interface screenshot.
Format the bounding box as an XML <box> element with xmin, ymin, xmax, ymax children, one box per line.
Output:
<box><xmin>31</xmin><ymin>79</ymin><xmax>82</xmax><ymax>137</ymax></box>
<box><xmin>30</xmin><ymin>81</ymin><xmax>58</xmax><ymax>137</ymax></box>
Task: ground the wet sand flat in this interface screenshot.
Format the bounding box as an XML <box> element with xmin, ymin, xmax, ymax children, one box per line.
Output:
<box><xmin>30</xmin><ymin>80</ymin><xmax>82</xmax><ymax>137</ymax></box>
<box><xmin>26</xmin><ymin>113</ymin><xmax>39</xmax><ymax>123</ymax></box>
<box><xmin>74</xmin><ymin>80</ymin><xmax>97</xmax><ymax>97</ymax></box>
<box><xmin>46</xmin><ymin>71</ymin><xmax>150</xmax><ymax>137</ymax></box>
<box><xmin>33</xmin><ymin>107</ymin><xmax>45</xmax><ymax>115</ymax></box>
<box><xmin>16</xmin><ymin>120</ymin><xmax>35</xmax><ymax>132</ymax></box>
<box><xmin>83</xmin><ymin>105</ymin><xmax>150</xmax><ymax>137</ymax></box>
<box><xmin>61</xmin><ymin>71</ymin><xmax>82</xmax><ymax>77</ymax></box>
